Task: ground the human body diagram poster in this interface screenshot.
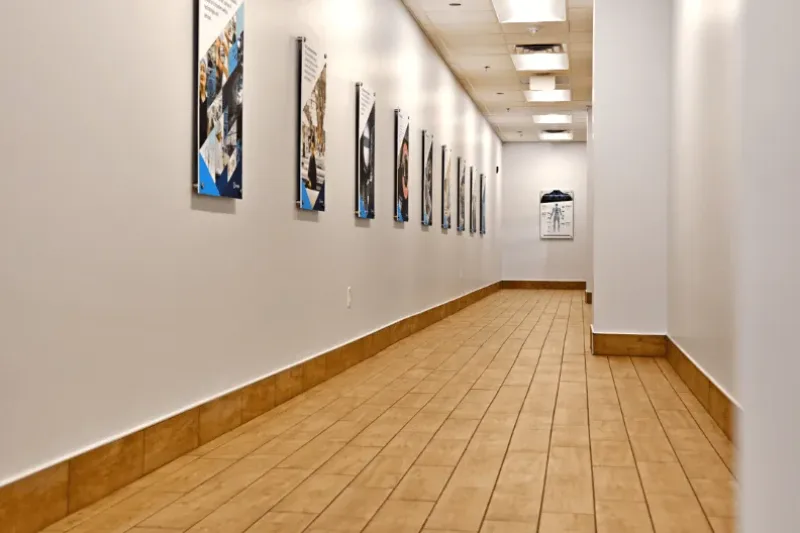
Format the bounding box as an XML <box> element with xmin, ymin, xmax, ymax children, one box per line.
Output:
<box><xmin>422</xmin><ymin>131</ymin><xmax>434</xmax><ymax>226</ymax></box>
<box><xmin>470</xmin><ymin>167</ymin><xmax>477</xmax><ymax>234</ymax></box>
<box><xmin>395</xmin><ymin>110</ymin><xmax>410</xmax><ymax>222</ymax></box>
<box><xmin>356</xmin><ymin>84</ymin><xmax>376</xmax><ymax>219</ymax></box>
<box><xmin>480</xmin><ymin>174</ymin><xmax>486</xmax><ymax>235</ymax></box>
<box><xmin>442</xmin><ymin>147</ymin><xmax>453</xmax><ymax>229</ymax></box>
<box><xmin>197</xmin><ymin>0</ymin><xmax>245</xmax><ymax>199</ymax></box>
<box><xmin>298</xmin><ymin>37</ymin><xmax>327</xmax><ymax>211</ymax></box>
<box><xmin>540</xmin><ymin>190</ymin><xmax>574</xmax><ymax>239</ymax></box>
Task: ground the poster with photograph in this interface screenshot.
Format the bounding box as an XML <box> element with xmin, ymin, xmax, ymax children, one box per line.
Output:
<box><xmin>422</xmin><ymin>131</ymin><xmax>434</xmax><ymax>226</ymax></box>
<box><xmin>540</xmin><ymin>190</ymin><xmax>575</xmax><ymax>239</ymax></box>
<box><xmin>442</xmin><ymin>147</ymin><xmax>453</xmax><ymax>229</ymax></box>
<box><xmin>355</xmin><ymin>83</ymin><xmax>376</xmax><ymax>219</ymax></box>
<box><xmin>297</xmin><ymin>37</ymin><xmax>327</xmax><ymax>211</ymax></box>
<box><xmin>480</xmin><ymin>174</ymin><xmax>487</xmax><ymax>235</ymax></box>
<box><xmin>470</xmin><ymin>167</ymin><xmax>478</xmax><ymax>234</ymax></box>
<box><xmin>196</xmin><ymin>0</ymin><xmax>245</xmax><ymax>199</ymax></box>
<box><xmin>457</xmin><ymin>157</ymin><xmax>466</xmax><ymax>232</ymax></box>
<box><xmin>395</xmin><ymin>110</ymin><xmax>410</xmax><ymax>222</ymax></box>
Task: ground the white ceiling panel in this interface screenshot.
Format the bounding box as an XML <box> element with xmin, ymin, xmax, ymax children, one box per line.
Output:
<box><xmin>402</xmin><ymin>0</ymin><xmax>593</xmax><ymax>142</ymax></box>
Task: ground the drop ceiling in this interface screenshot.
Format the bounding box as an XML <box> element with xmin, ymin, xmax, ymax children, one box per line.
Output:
<box><xmin>402</xmin><ymin>0</ymin><xmax>593</xmax><ymax>142</ymax></box>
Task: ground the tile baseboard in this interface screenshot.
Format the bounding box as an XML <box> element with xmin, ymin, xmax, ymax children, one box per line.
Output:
<box><xmin>0</xmin><ymin>282</ymin><xmax>501</xmax><ymax>533</ymax></box>
<box><xmin>666</xmin><ymin>337</ymin><xmax>739</xmax><ymax>441</ymax></box>
<box><xmin>501</xmin><ymin>280</ymin><xmax>587</xmax><ymax>291</ymax></box>
<box><xmin>592</xmin><ymin>332</ymin><xmax>667</xmax><ymax>357</ymax></box>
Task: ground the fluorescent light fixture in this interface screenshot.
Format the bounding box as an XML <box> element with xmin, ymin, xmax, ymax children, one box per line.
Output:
<box><xmin>540</xmin><ymin>131</ymin><xmax>573</xmax><ymax>141</ymax></box>
<box><xmin>492</xmin><ymin>0</ymin><xmax>566</xmax><ymax>23</ymax></box>
<box><xmin>529</xmin><ymin>76</ymin><xmax>556</xmax><ymax>91</ymax></box>
<box><xmin>511</xmin><ymin>53</ymin><xmax>569</xmax><ymax>72</ymax></box>
<box><xmin>533</xmin><ymin>114</ymin><xmax>573</xmax><ymax>124</ymax></box>
<box><xmin>524</xmin><ymin>89</ymin><xmax>571</xmax><ymax>102</ymax></box>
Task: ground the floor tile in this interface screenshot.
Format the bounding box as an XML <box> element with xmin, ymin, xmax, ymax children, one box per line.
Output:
<box><xmin>595</xmin><ymin>500</ymin><xmax>653</xmax><ymax>533</ymax></box>
<box><xmin>593</xmin><ymin>466</ymin><xmax>645</xmax><ymax>502</ymax></box>
<box><xmin>539</xmin><ymin>512</ymin><xmax>596</xmax><ymax>532</ymax></box>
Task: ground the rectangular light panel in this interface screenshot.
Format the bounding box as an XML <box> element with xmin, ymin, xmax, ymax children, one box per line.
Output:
<box><xmin>511</xmin><ymin>53</ymin><xmax>569</xmax><ymax>72</ymax></box>
<box><xmin>540</xmin><ymin>131</ymin><xmax>574</xmax><ymax>141</ymax></box>
<box><xmin>529</xmin><ymin>76</ymin><xmax>556</xmax><ymax>91</ymax></box>
<box><xmin>533</xmin><ymin>114</ymin><xmax>573</xmax><ymax>124</ymax></box>
<box><xmin>492</xmin><ymin>0</ymin><xmax>567</xmax><ymax>23</ymax></box>
<box><xmin>524</xmin><ymin>90</ymin><xmax>572</xmax><ymax>102</ymax></box>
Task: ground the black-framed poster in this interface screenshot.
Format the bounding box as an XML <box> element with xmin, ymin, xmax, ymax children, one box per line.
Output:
<box><xmin>196</xmin><ymin>0</ymin><xmax>245</xmax><ymax>199</ymax></box>
<box><xmin>355</xmin><ymin>83</ymin><xmax>376</xmax><ymax>219</ymax></box>
<box><xmin>480</xmin><ymin>174</ymin><xmax>487</xmax><ymax>235</ymax></box>
<box><xmin>297</xmin><ymin>37</ymin><xmax>327</xmax><ymax>211</ymax></box>
<box><xmin>457</xmin><ymin>157</ymin><xmax>466</xmax><ymax>232</ymax></box>
<box><xmin>442</xmin><ymin>146</ymin><xmax>453</xmax><ymax>229</ymax></box>
<box><xmin>394</xmin><ymin>110</ymin><xmax>410</xmax><ymax>222</ymax></box>
<box><xmin>470</xmin><ymin>166</ymin><xmax>477</xmax><ymax>234</ymax></box>
<box><xmin>422</xmin><ymin>131</ymin><xmax>434</xmax><ymax>226</ymax></box>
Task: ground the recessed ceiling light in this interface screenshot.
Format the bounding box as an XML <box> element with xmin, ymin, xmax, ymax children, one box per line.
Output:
<box><xmin>511</xmin><ymin>53</ymin><xmax>569</xmax><ymax>72</ymax></box>
<box><xmin>540</xmin><ymin>130</ymin><xmax>573</xmax><ymax>141</ymax></box>
<box><xmin>528</xmin><ymin>27</ymin><xmax>540</xmax><ymax>34</ymax></box>
<box><xmin>524</xmin><ymin>89</ymin><xmax>571</xmax><ymax>102</ymax></box>
<box><xmin>492</xmin><ymin>0</ymin><xmax>566</xmax><ymax>24</ymax></box>
<box><xmin>533</xmin><ymin>114</ymin><xmax>573</xmax><ymax>124</ymax></box>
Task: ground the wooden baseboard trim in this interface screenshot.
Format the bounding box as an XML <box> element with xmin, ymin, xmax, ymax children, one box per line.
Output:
<box><xmin>666</xmin><ymin>337</ymin><xmax>739</xmax><ymax>441</ymax></box>
<box><xmin>0</xmin><ymin>282</ymin><xmax>502</xmax><ymax>533</ymax></box>
<box><xmin>592</xmin><ymin>331</ymin><xmax>667</xmax><ymax>357</ymax></box>
<box><xmin>501</xmin><ymin>280</ymin><xmax>587</xmax><ymax>291</ymax></box>
<box><xmin>585</xmin><ymin>291</ymin><xmax>593</xmax><ymax>304</ymax></box>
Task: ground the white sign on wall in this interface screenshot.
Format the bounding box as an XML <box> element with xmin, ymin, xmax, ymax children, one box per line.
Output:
<box><xmin>540</xmin><ymin>190</ymin><xmax>574</xmax><ymax>239</ymax></box>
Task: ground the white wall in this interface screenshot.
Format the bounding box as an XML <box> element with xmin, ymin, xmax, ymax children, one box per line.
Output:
<box><xmin>592</xmin><ymin>0</ymin><xmax>671</xmax><ymax>334</ymax></box>
<box><xmin>0</xmin><ymin>0</ymin><xmax>502</xmax><ymax>484</ymax></box>
<box><xmin>501</xmin><ymin>143</ymin><xmax>589</xmax><ymax>282</ymax></box>
<box><xmin>739</xmin><ymin>0</ymin><xmax>800</xmax><ymax>530</ymax></box>
<box><xmin>669</xmin><ymin>0</ymin><xmax>739</xmax><ymax>399</ymax></box>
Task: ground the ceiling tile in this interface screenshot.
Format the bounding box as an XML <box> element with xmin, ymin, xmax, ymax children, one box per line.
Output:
<box><xmin>426</xmin><ymin>9</ymin><xmax>497</xmax><ymax>25</ymax></box>
<box><xmin>568</xmin><ymin>8</ymin><xmax>593</xmax><ymax>32</ymax></box>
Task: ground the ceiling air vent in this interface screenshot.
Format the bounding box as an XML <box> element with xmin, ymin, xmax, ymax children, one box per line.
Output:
<box><xmin>514</xmin><ymin>43</ymin><xmax>565</xmax><ymax>54</ymax></box>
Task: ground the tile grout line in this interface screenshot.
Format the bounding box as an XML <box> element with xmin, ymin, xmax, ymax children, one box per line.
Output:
<box><xmin>534</xmin><ymin>291</ymin><xmax>567</xmax><ymax>533</ymax></box>
<box><xmin>578</xmin><ymin>293</ymin><xmax>599</xmax><ymax>533</ymax></box>
<box><xmin>410</xmin><ymin>290</ymin><xmax>544</xmax><ymax>533</ymax></box>
<box><xmin>653</xmin><ymin>361</ymin><xmax>737</xmax><ymax>480</ymax></box>
<box><xmin>300</xmin><ymin>292</ymin><xmax>525</xmax><ymax>533</ymax></box>
<box><xmin>471</xmin><ymin>290</ymin><xmax>552</xmax><ymax>531</ymax></box>
<box><xmin>630</xmin><ymin>361</ymin><xmax>721</xmax><ymax>532</ymax></box>
<box><xmin>608</xmin><ymin>358</ymin><xmax>658</xmax><ymax>533</ymax></box>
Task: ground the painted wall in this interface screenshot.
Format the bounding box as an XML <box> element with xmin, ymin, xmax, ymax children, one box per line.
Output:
<box><xmin>501</xmin><ymin>143</ymin><xmax>589</xmax><ymax>282</ymax></box>
<box><xmin>0</xmin><ymin>0</ymin><xmax>502</xmax><ymax>484</ymax></box>
<box><xmin>592</xmin><ymin>0</ymin><xmax>671</xmax><ymax>334</ymax></box>
<box><xmin>739</xmin><ymin>0</ymin><xmax>800</xmax><ymax>530</ymax></box>
<box><xmin>669</xmin><ymin>0</ymin><xmax>739</xmax><ymax>399</ymax></box>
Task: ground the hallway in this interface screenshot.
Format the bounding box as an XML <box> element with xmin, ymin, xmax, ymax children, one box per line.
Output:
<box><xmin>42</xmin><ymin>290</ymin><xmax>736</xmax><ymax>533</ymax></box>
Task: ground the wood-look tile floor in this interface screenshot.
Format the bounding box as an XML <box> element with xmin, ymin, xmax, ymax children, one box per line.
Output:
<box><xmin>43</xmin><ymin>290</ymin><xmax>737</xmax><ymax>533</ymax></box>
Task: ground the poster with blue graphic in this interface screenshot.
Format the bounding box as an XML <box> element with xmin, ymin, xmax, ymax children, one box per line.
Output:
<box><xmin>457</xmin><ymin>157</ymin><xmax>466</xmax><ymax>232</ymax></box>
<box><xmin>298</xmin><ymin>37</ymin><xmax>327</xmax><ymax>211</ymax></box>
<box><xmin>356</xmin><ymin>84</ymin><xmax>376</xmax><ymax>219</ymax></box>
<box><xmin>196</xmin><ymin>0</ymin><xmax>245</xmax><ymax>199</ymax></box>
<box><xmin>442</xmin><ymin>147</ymin><xmax>453</xmax><ymax>229</ymax></box>
<box><xmin>395</xmin><ymin>110</ymin><xmax>410</xmax><ymax>222</ymax></box>
<box><xmin>422</xmin><ymin>131</ymin><xmax>434</xmax><ymax>226</ymax></box>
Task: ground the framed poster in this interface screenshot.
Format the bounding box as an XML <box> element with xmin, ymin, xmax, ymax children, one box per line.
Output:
<box><xmin>421</xmin><ymin>131</ymin><xmax>434</xmax><ymax>226</ymax></box>
<box><xmin>470</xmin><ymin>167</ymin><xmax>477</xmax><ymax>234</ymax></box>
<box><xmin>457</xmin><ymin>158</ymin><xmax>466</xmax><ymax>232</ymax></box>
<box><xmin>441</xmin><ymin>146</ymin><xmax>453</xmax><ymax>229</ymax></box>
<box><xmin>297</xmin><ymin>37</ymin><xmax>327</xmax><ymax>211</ymax></box>
<box><xmin>540</xmin><ymin>190</ymin><xmax>575</xmax><ymax>239</ymax></box>
<box><xmin>355</xmin><ymin>83</ymin><xmax>376</xmax><ymax>219</ymax></box>
<box><xmin>394</xmin><ymin>110</ymin><xmax>410</xmax><ymax>222</ymax></box>
<box><xmin>196</xmin><ymin>0</ymin><xmax>245</xmax><ymax>199</ymax></box>
<box><xmin>480</xmin><ymin>174</ymin><xmax>487</xmax><ymax>235</ymax></box>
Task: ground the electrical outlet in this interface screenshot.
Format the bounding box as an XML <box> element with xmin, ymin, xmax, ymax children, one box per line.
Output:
<box><xmin>347</xmin><ymin>286</ymin><xmax>352</xmax><ymax>308</ymax></box>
